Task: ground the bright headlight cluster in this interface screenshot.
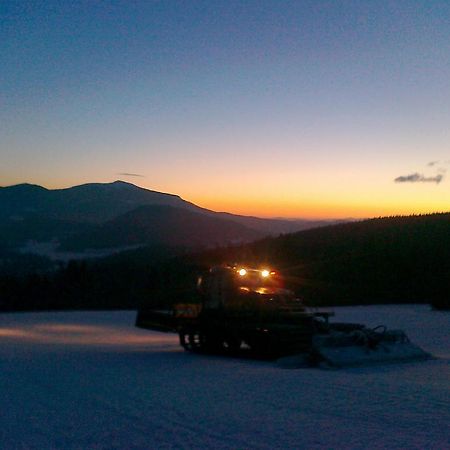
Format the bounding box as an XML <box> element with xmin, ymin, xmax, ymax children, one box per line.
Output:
<box><xmin>237</xmin><ymin>268</ymin><xmax>271</xmax><ymax>278</ymax></box>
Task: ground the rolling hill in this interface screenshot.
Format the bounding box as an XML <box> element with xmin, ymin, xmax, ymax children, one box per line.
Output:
<box><xmin>0</xmin><ymin>180</ymin><xmax>335</xmax><ymax>253</ymax></box>
<box><xmin>194</xmin><ymin>212</ymin><xmax>450</xmax><ymax>308</ymax></box>
<box><xmin>61</xmin><ymin>205</ymin><xmax>264</xmax><ymax>250</ymax></box>
<box><xmin>0</xmin><ymin>181</ymin><xmax>197</xmax><ymax>223</ymax></box>
<box><xmin>1</xmin><ymin>212</ymin><xmax>449</xmax><ymax>311</ymax></box>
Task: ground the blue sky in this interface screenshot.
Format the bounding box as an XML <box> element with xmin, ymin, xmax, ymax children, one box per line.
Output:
<box><xmin>1</xmin><ymin>1</ymin><xmax>449</xmax><ymax>217</ymax></box>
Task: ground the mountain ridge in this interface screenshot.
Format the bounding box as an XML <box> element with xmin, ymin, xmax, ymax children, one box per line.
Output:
<box><xmin>0</xmin><ymin>180</ymin><xmax>348</xmax><ymax>264</ymax></box>
<box><xmin>0</xmin><ymin>180</ymin><xmax>337</xmax><ymax>234</ymax></box>
<box><xmin>61</xmin><ymin>204</ymin><xmax>264</xmax><ymax>251</ymax></box>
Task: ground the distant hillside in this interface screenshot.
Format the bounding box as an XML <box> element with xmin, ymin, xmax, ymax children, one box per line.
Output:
<box><xmin>1</xmin><ymin>212</ymin><xmax>449</xmax><ymax>311</ymax></box>
<box><xmin>193</xmin><ymin>213</ymin><xmax>450</xmax><ymax>309</ymax></box>
<box><xmin>0</xmin><ymin>181</ymin><xmax>336</xmax><ymax>252</ymax></box>
<box><xmin>0</xmin><ymin>215</ymin><xmax>94</xmax><ymax>249</ymax></box>
<box><xmin>213</xmin><ymin>211</ymin><xmax>337</xmax><ymax>235</ymax></box>
<box><xmin>0</xmin><ymin>181</ymin><xmax>193</xmax><ymax>223</ymax></box>
<box><xmin>62</xmin><ymin>205</ymin><xmax>264</xmax><ymax>250</ymax></box>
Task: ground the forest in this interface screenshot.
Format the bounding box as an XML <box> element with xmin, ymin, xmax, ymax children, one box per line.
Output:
<box><xmin>1</xmin><ymin>213</ymin><xmax>449</xmax><ymax>311</ymax></box>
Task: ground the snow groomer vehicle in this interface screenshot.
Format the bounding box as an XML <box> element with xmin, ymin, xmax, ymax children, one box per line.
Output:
<box><xmin>136</xmin><ymin>265</ymin><xmax>430</xmax><ymax>367</ymax></box>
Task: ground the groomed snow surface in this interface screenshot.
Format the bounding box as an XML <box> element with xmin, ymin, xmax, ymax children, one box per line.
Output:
<box><xmin>1</xmin><ymin>305</ymin><xmax>448</xmax><ymax>450</ymax></box>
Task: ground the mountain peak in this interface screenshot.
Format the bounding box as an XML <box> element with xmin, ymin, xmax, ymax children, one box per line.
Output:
<box><xmin>111</xmin><ymin>180</ymin><xmax>134</xmax><ymax>186</ymax></box>
<box><xmin>107</xmin><ymin>180</ymin><xmax>137</xmax><ymax>189</ymax></box>
<box><xmin>2</xmin><ymin>183</ymin><xmax>48</xmax><ymax>191</ymax></box>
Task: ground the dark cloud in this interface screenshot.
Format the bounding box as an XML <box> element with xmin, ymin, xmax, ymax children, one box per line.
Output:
<box><xmin>394</xmin><ymin>173</ymin><xmax>443</xmax><ymax>184</ymax></box>
<box><xmin>117</xmin><ymin>173</ymin><xmax>145</xmax><ymax>178</ymax></box>
<box><xmin>427</xmin><ymin>161</ymin><xmax>439</xmax><ymax>167</ymax></box>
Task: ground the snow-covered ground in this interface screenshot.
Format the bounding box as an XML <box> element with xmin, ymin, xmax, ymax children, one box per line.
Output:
<box><xmin>0</xmin><ymin>305</ymin><xmax>448</xmax><ymax>449</ymax></box>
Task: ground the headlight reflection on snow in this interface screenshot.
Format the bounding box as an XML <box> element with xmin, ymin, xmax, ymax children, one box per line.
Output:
<box><xmin>0</xmin><ymin>327</ymin><xmax>29</xmax><ymax>337</ymax></box>
<box><xmin>0</xmin><ymin>323</ymin><xmax>176</xmax><ymax>347</ymax></box>
<box><xmin>35</xmin><ymin>324</ymin><xmax>105</xmax><ymax>334</ymax></box>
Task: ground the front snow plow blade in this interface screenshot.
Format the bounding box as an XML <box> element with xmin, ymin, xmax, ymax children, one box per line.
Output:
<box><xmin>311</xmin><ymin>327</ymin><xmax>432</xmax><ymax>368</ymax></box>
<box><xmin>277</xmin><ymin>327</ymin><xmax>432</xmax><ymax>369</ymax></box>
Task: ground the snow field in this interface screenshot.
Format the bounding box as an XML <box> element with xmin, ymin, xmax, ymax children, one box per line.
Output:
<box><xmin>0</xmin><ymin>305</ymin><xmax>448</xmax><ymax>449</ymax></box>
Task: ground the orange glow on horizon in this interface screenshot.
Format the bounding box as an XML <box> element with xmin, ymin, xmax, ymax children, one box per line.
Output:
<box><xmin>189</xmin><ymin>194</ymin><xmax>450</xmax><ymax>220</ymax></box>
<box><xmin>4</xmin><ymin>176</ymin><xmax>448</xmax><ymax>221</ymax></box>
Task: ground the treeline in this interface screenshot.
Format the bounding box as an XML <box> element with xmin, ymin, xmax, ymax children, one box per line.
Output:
<box><xmin>0</xmin><ymin>246</ymin><xmax>203</xmax><ymax>312</ymax></box>
<box><xmin>194</xmin><ymin>213</ymin><xmax>450</xmax><ymax>309</ymax></box>
<box><xmin>1</xmin><ymin>213</ymin><xmax>449</xmax><ymax>311</ymax></box>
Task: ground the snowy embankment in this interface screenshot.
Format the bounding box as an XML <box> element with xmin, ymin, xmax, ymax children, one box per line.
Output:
<box><xmin>0</xmin><ymin>305</ymin><xmax>448</xmax><ymax>449</ymax></box>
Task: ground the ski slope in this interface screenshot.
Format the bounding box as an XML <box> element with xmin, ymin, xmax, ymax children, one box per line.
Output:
<box><xmin>0</xmin><ymin>305</ymin><xmax>448</xmax><ymax>449</ymax></box>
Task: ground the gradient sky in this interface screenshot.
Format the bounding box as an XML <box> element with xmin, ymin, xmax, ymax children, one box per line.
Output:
<box><xmin>1</xmin><ymin>1</ymin><xmax>450</xmax><ymax>218</ymax></box>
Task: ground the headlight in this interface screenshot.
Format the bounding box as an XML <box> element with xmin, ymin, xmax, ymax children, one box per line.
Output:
<box><xmin>238</xmin><ymin>268</ymin><xmax>247</xmax><ymax>276</ymax></box>
<box><xmin>261</xmin><ymin>270</ymin><xmax>270</xmax><ymax>278</ymax></box>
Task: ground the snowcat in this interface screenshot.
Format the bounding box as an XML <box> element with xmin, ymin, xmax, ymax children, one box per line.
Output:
<box><xmin>136</xmin><ymin>265</ymin><xmax>430</xmax><ymax>368</ymax></box>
